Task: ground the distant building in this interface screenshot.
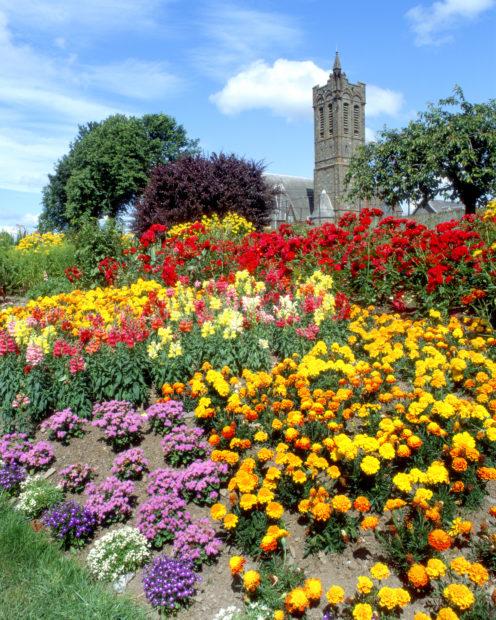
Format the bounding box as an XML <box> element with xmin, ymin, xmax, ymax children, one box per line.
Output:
<box><xmin>411</xmin><ymin>200</ymin><xmax>464</xmax><ymax>217</ymax></box>
<box><xmin>265</xmin><ymin>53</ymin><xmax>378</xmax><ymax>226</ymax></box>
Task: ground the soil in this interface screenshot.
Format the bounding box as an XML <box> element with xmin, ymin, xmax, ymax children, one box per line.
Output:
<box><xmin>33</xmin><ymin>419</ymin><xmax>496</xmax><ymax>620</ymax></box>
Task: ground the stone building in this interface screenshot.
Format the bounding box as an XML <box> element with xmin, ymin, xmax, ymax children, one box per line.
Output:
<box><xmin>265</xmin><ymin>53</ymin><xmax>372</xmax><ymax>224</ymax></box>
<box><xmin>313</xmin><ymin>52</ymin><xmax>366</xmax><ymax>220</ymax></box>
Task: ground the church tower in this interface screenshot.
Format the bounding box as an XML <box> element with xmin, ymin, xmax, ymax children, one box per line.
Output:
<box><xmin>313</xmin><ymin>53</ymin><xmax>366</xmax><ymax>220</ymax></box>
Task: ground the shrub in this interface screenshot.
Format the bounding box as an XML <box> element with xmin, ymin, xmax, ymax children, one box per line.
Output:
<box><xmin>87</xmin><ymin>526</ymin><xmax>150</xmax><ymax>582</ymax></box>
<box><xmin>40</xmin><ymin>408</ymin><xmax>87</xmax><ymax>444</ymax></box>
<box><xmin>160</xmin><ymin>424</ymin><xmax>210</xmax><ymax>467</ymax></box>
<box><xmin>16</xmin><ymin>475</ymin><xmax>64</xmax><ymax>518</ymax></box>
<box><xmin>172</xmin><ymin>518</ymin><xmax>222</xmax><ymax>568</ymax></box>
<box><xmin>84</xmin><ymin>476</ymin><xmax>136</xmax><ymax>525</ymax></box>
<box><xmin>58</xmin><ymin>463</ymin><xmax>97</xmax><ymax>493</ymax></box>
<box><xmin>111</xmin><ymin>448</ymin><xmax>149</xmax><ymax>480</ymax></box>
<box><xmin>91</xmin><ymin>400</ymin><xmax>144</xmax><ymax>450</ymax></box>
<box><xmin>133</xmin><ymin>153</ymin><xmax>275</xmax><ymax>234</ymax></box>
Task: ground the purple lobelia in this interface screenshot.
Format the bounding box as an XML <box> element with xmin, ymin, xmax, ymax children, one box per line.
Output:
<box><xmin>0</xmin><ymin>462</ymin><xmax>27</xmax><ymax>494</ymax></box>
<box><xmin>42</xmin><ymin>500</ymin><xmax>97</xmax><ymax>549</ymax></box>
<box><xmin>84</xmin><ymin>476</ymin><xmax>136</xmax><ymax>525</ymax></box>
<box><xmin>111</xmin><ymin>448</ymin><xmax>149</xmax><ymax>480</ymax></box>
<box><xmin>40</xmin><ymin>408</ymin><xmax>86</xmax><ymax>445</ymax></box>
<box><xmin>58</xmin><ymin>463</ymin><xmax>97</xmax><ymax>494</ymax></box>
<box><xmin>136</xmin><ymin>493</ymin><xmax>191</xmax><ymax>549</ymax></box>
<box><xmin>160</xmin><ymin>424</ymin><xmax>210</xmax><ymax>467</ymax></box>
<box><xmin>146</xmin><ymin>400</ymin><xmax>185</xmax><ymax>435</ymax></box>
<box><xmin>142</xmin><ymin>556</ymin><xmax>199</xmax><ymax>612</ymax></box>
<box><xmin>172</xmin><ymin>518</ymin><xmax>222</xmax><ymax>569</ymax></box>
<box><xmin>92</xmin><ymin>400</ymin><xmax>144</xmax><ymax>450</ymax></box>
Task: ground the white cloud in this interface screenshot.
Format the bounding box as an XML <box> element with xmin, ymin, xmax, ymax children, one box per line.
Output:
<box><xmin>194</xmin><ymin>4</ymin><xmax>301</xmax><ymax>78</ymax></box>
<box><xmin>210</xmin><ymin>59</ymin><xmax>404</xmax><ymax>121</ymax></box>
<box><xmin>407</xmin><ymin>0</ymin><xmax>496</xmax><ymax>45</ymax></box>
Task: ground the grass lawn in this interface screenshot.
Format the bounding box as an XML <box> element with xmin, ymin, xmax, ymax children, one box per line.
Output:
<box><xmin>0</xmin><ymin>494</ymin><xmax>149</xmax><ymax>620</ymax></box>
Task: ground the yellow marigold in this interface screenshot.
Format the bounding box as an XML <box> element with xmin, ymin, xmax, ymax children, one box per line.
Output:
<box><xmin>360</xmin><ymin>455</ymin><xmax>380</xmax><ymax>475</ymax></box>
<box><xmin>303</xmin><ymin>578</ymin><xmax>322</xmax><ymax>602</ymax></box>
<box><xmin>229</xmin><ymin>555</ymin><xmax>245</xmax><ymax>575</ymax></box>
<box><xmin>392</xmin><ymin>472</ymin><xmax>412</xmax><ymax>493</ymax></box>
<box><xmin>467</xmin><ymin>562</ymin><xmax>489</xmax><ymax>586</ymax></box>
<box><xmin>326</xmin><ymin>585</ymin><xmax>345</xmax><ymax>605</ymax></box>
<box><xmin>285</xmin><ymin>587</ymin><xmax>309</xmax><ymax>615</ymax></box>
<box><xmin>266</xmin><ymin>501</ymin><xmax>284</xmax><ymax>520</ymax></box>
<box><xmin>384</xmin><ymin>498</ymin><xmax>407</xmax><ymax>511</ymax></box>
<box><xmin>257</xmin><ymin>486</ymin><xmax>275</xmax><ymax>504</ymax></box>
<box><xmin>360</xmin><ymin>515</ymin><xmax>379</xmax><ymax>530</ymax></box>
<box><xmin>352</xmin><ymin>603</ymin><xmax>373</xmax><ymax>620</ymax></box>
<box><xmin>327</xmin><ymin>465</ymin><xmax>341</xmax><ymax>479</ymax></box>
<box><xmin>377</xmin><ymin>586</ymin><xmax>411</xmax><ymax>610</ymax></box>
<box><xmin>239</xmin><ymin>493</ymin><xmax>258</xmax><ymax>511</ymax></box>
<box><xmin>210</xmin><ymin>503</ymin><xmax>227</xmax><ymax>520</ymax></box>
<box><xmin>449</xmin><ymin>556</ymin><xmax>471</xmax><ymax>576</ymax></box>
<box><xmin>426</xmin><ymin>558</ymin><xmax>447</xmax><ymax>579</ymax></box>
<box><xmin>408</xmin><ymin>564</ymin><xmax>430</xmax><ymax>589</ymax></box>
<box><xmin>292</xmin><ymin>470</ymin><xmax>307</xmax><ymax>484</ymax></box>
<box><xmin>443</xmin><ymin>583</ymin><xmax>475</xmax><ymax>610</ymax></box>
<box><xmin>357</xmin><ymin>576</ymin><xmax>374</xmax><ymax>594</ymax></box>
<box><xmin>273</xmin><ymin>611</ymin><xmax>284</xmax><ymax>620</ymax></box>
<box><xmin>223</xmin><ymin>513</ymin><xmax>238</xmax><ymax>529</ymax></box>
<box><xmin>311</xmin><ymin>501</ymin><xmax>331</xmax><ymax>521</ymax></box>
<box><xmin>414</xmin><ymin>613</ymin><xmax>431</xmax><ymax>620</ymax></box>
<box><xmin>243</xmin><ymin>569</ymin><xmax>261</xmax><ymax>593</ymax></box>
<box><xmin>332</xmin><ymin>494</ymin><xmax>352</xmax><ymax>513</ymax></box>
<box><xmin>436</xmin><ymin>609</ymin><xmax>459</xmax><ymax>620</ymax></box>
<box><xmin>370</xmin><ymin>562</ymin><xmax>390</xmax><ymax>580</ymax></box>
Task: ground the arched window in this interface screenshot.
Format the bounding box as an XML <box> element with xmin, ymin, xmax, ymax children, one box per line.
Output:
<box><xmin>353</xmin><ymin>104</ymin><xmax>360</xmax><ymax>135</ymax></box>
<box><xmin>343</xmin><ymin>102</ymin><xmax>349</xmax><ymax>134</ymax></box>
<box><xmin>328</xmin><ymin>104</ymin><xmax>333</xmax><ymax>136</ymax></box>
<box><xmin>319</xmin><ymin>107</ymin><xmax>324</xmax><ymax>138</ymax></box>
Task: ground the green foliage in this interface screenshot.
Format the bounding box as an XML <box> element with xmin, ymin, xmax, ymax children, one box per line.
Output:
<box><xmin>87</xmin><ymin>343</ymin><xmax>150</xmax><ymax>405</ymax></box>
<box><xmin>70</xmin><ymin>217</ymin><xmax>126</xmax><ymax>287</ymax></box>
<box><xmin>230</xmin><ymin>510</ymin><xmax>270</xmax><ymax>558</ymax></box>
<box><xmin>0</xmin><ymin>495</ymin><xmax>147</xmax><ymax>619</ymax></box>
<box><xmin>375</xmin><ymin>509</ymin><xmax>431</xmax><ymax>572</ymax></box>
<box><xmin>304</xmin><ymin>513</ymin><xmax>359</xmax><ymax>556</ymax></box>
<box><xmin>39</xmin><ymin>113</ymin><xmax>199</xmax><ymax>230</ymax></box>
<box><xmin>0</xmin><ymin>242</ymin><xmax>75</xmax><ymax>297</ymax></box>
<box><xmin>346</xmin><ymin>87</ymin><xmax>496</xmax><ymax>214</ymax></box>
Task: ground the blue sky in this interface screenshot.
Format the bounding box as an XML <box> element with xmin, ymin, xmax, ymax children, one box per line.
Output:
<box><xmin>0</xmin><ymin>0</ymin><xmax>495</xmax><ymax>231</ymax></box>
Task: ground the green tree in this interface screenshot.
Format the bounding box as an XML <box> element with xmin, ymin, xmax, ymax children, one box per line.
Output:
<box><xmin>39</xmin><ymin>114</ymin><xmax>198</xmax><ymax>230</ymax></box>
<box><xmin>346</xmin><ymin>87</ymin><xmax>496</xmax><ymax>215</ymax></box>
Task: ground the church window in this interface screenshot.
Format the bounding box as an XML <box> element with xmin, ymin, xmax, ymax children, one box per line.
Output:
<box><xmin>319</xmin><ymin>107</ymin><xmax>324</xmax><ymax>137</ymax></box>
<box><xmin>328</xmin><ymin>104</ymin><xmax>333</xmax><ymax>135</ymax></box>
<box><xmin>343</xmin><ymin>102</ymin><xmax>349</xmax><ymax>134</ymax></box>
<box><xmin>353</xmin><ymin>104</ymin><xmax>359</xmax><ymax>135</ymax></box>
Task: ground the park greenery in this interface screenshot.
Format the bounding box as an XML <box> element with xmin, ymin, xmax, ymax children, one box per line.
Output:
<box><xmin>346</xmin><ymin>87</ymin><xmax>496</xmax><ymax>214</ymax></box>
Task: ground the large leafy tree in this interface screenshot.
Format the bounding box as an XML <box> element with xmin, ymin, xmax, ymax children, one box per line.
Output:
<box><xmin>133</xmin><ymin>153</ymin><xmax>275</xmax><ymax>234</ymax></box>
<box><xmin>346</xmin><ymin>87</ymin><xmax>496</xmax><ymax>214</ymax></box>
<box><xmin>39</xmin><ymin>114</ymin><xmax>198</xmax><ymax>231</ymax></box>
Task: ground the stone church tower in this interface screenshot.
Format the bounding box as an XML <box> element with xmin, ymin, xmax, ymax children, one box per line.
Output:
<box><xmin>313</xmin><ymin>53</ymin><xmax>366</xmax><ymax>220</ymax></box>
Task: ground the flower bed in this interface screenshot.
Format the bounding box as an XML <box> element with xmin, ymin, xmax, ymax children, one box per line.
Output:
<box><xmin>0</xmin><ymin>211</ymin><xmax>495</xmax><ymax>618</ymax></box>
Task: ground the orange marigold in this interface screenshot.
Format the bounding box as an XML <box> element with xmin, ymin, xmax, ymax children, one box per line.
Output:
<box><xmin>243</xmin><ymin>570</ymin><xmax>261</xmax><ymax>593</ymax></box>
<box><xmin>361</xmin><ymin>515</ymin><xmax>379</xmax><ymax>530</ymax></box>
<box><xmin>428</xmin><ymin>529</ymin><xmax>452</xmax><ymax>551</ymax></box>
<box><xmin>408</xmin><ymin>564</ymin><xmax>430</xmax><ymax>589</ymax></box>
<box><xmin>353</xmin><ymin>496</ymin><xmax>371</xmax><ymax>512</ymax></box>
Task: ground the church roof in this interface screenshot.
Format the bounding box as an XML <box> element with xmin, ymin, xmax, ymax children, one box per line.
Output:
<box><xmin>263</xmin><ymin>173</ymin><xmax>314</xmax><ymax>219</ymax></box>
<box><xmin>412</xmin><ymin>200</ymin><xmax>464</xmax><ymax>215</ymax></box>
